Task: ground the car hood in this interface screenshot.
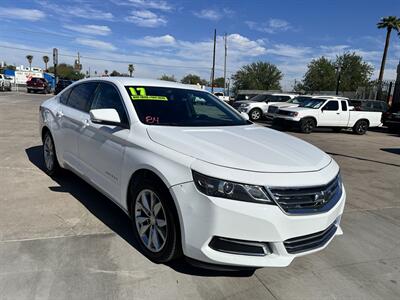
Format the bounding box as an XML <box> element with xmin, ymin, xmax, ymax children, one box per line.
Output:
<box><xmin>271</xmin><ymin>103</ymin><xmax>300</xmax><ymax>108</ymax></box>
<box><xmin>279</xmin><ymin>106</ymin><xmax>314</xmax><ymax>112</ymax></box>
<box><xmin>147</xmin><ymin>125</ymin><xmax>331</xmax><ymax>173</ymax></box>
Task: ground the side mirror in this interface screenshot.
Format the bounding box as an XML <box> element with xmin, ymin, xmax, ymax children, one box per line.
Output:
<box><xmin>90</xmin><ymin>108</ymin><xmax>123</xmax><ymax>127</ymax></box>
<box><xmin>240</xmin><ymin>111</ymin><xmax>250</xmax><ymax>121</ymax></box>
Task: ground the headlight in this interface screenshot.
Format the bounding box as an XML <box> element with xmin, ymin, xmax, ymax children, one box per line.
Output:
<box><xmin>289</xmin><ymin>112</ymin><xmax>298</xmax><ymax>117</ymax></box>
<box><xmin>192</xmin><ymin>171</ymin><xmax>274</xmax><ymax>204</ymax></box>
<box><xmin>240</xmin><ymin>103</ymin><xmax>250</xmax><ymax>107</ymax></box>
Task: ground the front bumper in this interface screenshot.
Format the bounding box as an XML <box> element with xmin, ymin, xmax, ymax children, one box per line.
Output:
<box><xmin>170</xmin><ymin>180</ymin><xmax>345</xmax><ymax>268</ymax></box>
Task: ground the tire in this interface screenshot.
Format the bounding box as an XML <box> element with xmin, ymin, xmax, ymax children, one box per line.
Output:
<box><xmin>352</xmin><ymin>120</ymin><xmax>369</xmax><ymax>135</ymax></box>
<box><xmin>43</xmin><ymin>131</ymin><xmax>60</xmax><ymax>176</ymax></box>
<box><xmin>27</xmin><ymin>89</ymin><xmax>31</xmax><ymax>93</ymax></box>
<box><xmin>300</xmin><ymin>118</ymin><xmax>316</xmax><ymax>134</ymax></box>
<box><xmin>7</xmin><ymin>86</ymin><xmax>12</xmax><ymax>91</ymax></box>
<box><xmin>249</xmin><ymin>108</ymin><xmax>263</xmax><ymax>121</ymax></box>
<box><xmin>129</xmin><ymin>177</ymin><xmax>182</xmax><ymax>263</ymax></box>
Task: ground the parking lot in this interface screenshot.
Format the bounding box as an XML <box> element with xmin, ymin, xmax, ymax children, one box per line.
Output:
<box><xmin>0</xmin><ymin>91</ymin><xmax>399</xmax><ymax>299</ymax></box>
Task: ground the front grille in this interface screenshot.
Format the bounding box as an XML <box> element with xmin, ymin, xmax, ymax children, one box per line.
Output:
<box><xmin>269</xmin><ymin>175</ymin><xmax>342</xmax><ymax>215</ymax></box>
<box><xmin>268</xmin><ymin>106</ymin><xmax>279</xmax><ymax>114</ymax></box>
<box><xmin>209</xmin><ymin>236</ymin><xmax>271</xmax><ymax>256</ymax></box>
<box><xmin>284</xmin><ymin>222</ymin><xmax>338</xmax><ymax>254</ymax></box>
<box><xmin>277</xmin><ymin>109</ymin><xmax>292</xmax><ymax>116</ymax></box>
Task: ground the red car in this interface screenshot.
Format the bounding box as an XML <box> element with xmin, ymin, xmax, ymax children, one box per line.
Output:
<box><xmin>27</xmin><ymin>78</ymin><xmax>51</xmax><ymax>94</ymax></box>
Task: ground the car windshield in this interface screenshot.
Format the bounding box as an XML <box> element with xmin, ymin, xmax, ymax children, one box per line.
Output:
<box><xmin>126</xmin><ymin>86</ymin><xmax>248</xmax><ymax>126</ymax></box>
<box><xmin>249</xmin><ymin>94</ymin><xmax>269</xmax><ymax>102</ymax></box>
<box><xmin>290</xmin><ymin>96</ymin><xmax>312</xmax><ymax>104</ymax></box>
<box><xmin>299</xmin><ymin>98</ymin><xmax>327</xmax><ymax>108</ymax></box>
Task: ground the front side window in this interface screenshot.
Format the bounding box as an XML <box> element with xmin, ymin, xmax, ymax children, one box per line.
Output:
<box><xmin>91</xmin><ymin>83</ymin><xmax>129</xmax><ymax>125</ymax></box>
<box><xmin>323</xmin><ymin>101</ymin><xmax>339</xmax><ymax>111</ymax></box>
<box><xmin>126</xmin><ymin>86</ymin><xmax>248</xmax><ymax>126</ymax></box>
<box><xmin>67</xmin><ymin>82</ymin><xmax>98</xmax><ymax>112</ymax></box>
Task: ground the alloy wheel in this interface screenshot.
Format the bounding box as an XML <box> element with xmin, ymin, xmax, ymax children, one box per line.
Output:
<box><xmin>43</xmin><ymin>135</ymin><xmax>55</xmax><ymax>171</ymax></box>
<box><xmin>135</xmin><ymin>189</ymin><xmax>168</xmax><ymax>253</ymax></box>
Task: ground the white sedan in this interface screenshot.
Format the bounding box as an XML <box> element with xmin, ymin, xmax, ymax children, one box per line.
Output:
<box><xmin>39</xmin><ymin>77</ymin><xmax>345</xmax><ymax>269</ymax></box>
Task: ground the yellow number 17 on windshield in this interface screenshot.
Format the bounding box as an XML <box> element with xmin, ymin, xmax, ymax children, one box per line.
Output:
<box><xmin>129</xmin><ymin>87</ymin><xmax>147</xmax><ymax>96</ymax></box>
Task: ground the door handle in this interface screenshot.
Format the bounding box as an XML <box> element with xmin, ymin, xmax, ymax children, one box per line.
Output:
<box><xmin>82</xmin><ymin>119</ymin><xmax>90</xmax><ymax>128</ymax></box>
<box><xmin>336</xmin><ymin>113</ymin><xmax>340</xmax><ymax>115</ymax></box>
<box><xmin>56</xmin><ymin>111</ymin><xmax>64</xmax><ymax>118</ymax></box>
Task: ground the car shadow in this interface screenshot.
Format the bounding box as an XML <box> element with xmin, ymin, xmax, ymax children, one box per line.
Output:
<box><xmin>25</xmin><ymin>145</ymin><xmax>253</xmax><ymax>277</ymax></box>
<box><xmin>380</xmin><ymin>148</ymin><xmax>400</xmax><ymax>155</ymax></box>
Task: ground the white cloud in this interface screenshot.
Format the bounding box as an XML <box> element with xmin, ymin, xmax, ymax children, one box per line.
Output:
<box><xmin>63</xmin><ymin>24</ymin><xmax>111</xmax><ymax>36</ymax></box>
<box><xmin>267</xmin><ymin>44</ymin><xmax>312</xmax><ymax>58</ymax></box>
<box><xmin>246</xmin><ymin>18</ymin><xmax>292</xmax><ymax>34</ymax></box>
<box><xmin>121</xmin><ymin>0</ymin><xmax>172</xmax><ymax>11</ymax></box>
<box><xmin>0</xmin><ymin>8</ymin><xmax>45</xmax><ymax>21</ymax></box>
<box><xmin>128</xmin><ymin>35</ymin><xmax>176</xmax><ymax>47</ymax></box>
<box><xmin>38</xmin><ymin>1</ymin><xmax>113</xmax><ymax>20</ymax></box>
<box><xmin>193</xmin><ymin>8</ymin><xmax>233</xmax><ymax>21</ymax></box>
<box><xmin>75</xmin><ymin>38</ymin><xmax>116</xmax><ymax>51</ymax></box>
<box><xmin>125</xmin><ymin>10</ymin><xmax>167</xmax><ymax>27</ymax></box>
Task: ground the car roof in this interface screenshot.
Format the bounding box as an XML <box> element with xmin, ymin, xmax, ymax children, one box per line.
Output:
<box><xmin>78</xmin><ymin>77</ymin><xmax>203</xmax><ymax>91</ymax></box>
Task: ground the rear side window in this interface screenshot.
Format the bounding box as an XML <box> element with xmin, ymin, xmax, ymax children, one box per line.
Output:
<box><xmin>91</xmin><ymin>83</ymin><xmax>129</xmax><ymax>126</ymax></box>
<box><xmin>60</xmin><ymin>88</ymin><xmax>72</xmax><ymax>105</ymax></box>
<box><xmin>67</xmin><ymin>82</ymin><xmax>98</xmax><ymax>112</ymax></box>
<box><xmin>341</xmin><ymin>101</ymin><xmax>347</xmax><ymax>111</ymax></box>
<box><xmin>323</xmin><ymin>101</ymin><xmax>339</xmax><ymax>111</ymax></box>
<box><xmin>279</xmin><ymin>96</ymin><xmax>291</xmax><ymax>102</ymax></box>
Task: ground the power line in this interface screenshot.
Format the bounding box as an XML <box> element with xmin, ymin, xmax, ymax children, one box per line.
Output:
<box><xmin>0</xmin><ymin>44</ymin><xmax>235</xmax><ymax>74</ymax></box>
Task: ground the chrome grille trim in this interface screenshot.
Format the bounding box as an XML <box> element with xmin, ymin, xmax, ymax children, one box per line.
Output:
<box><xmin>283</xmin><ymin>221</ymin><xmax>338</xmax><ymax>254</ymax></box>
<box><xmin>268</xmin><ymin>174</ymin><xmax>342</xmax><ymax>215</ymax></box>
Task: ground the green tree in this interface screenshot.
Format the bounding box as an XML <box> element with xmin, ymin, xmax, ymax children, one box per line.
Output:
<box><xmin>213</xmin><ymin>77</ymin><xmax>225</xmax><ymax>88</ymax></box>
<box><xmin>26</xmin><ymin>55</ymin><xmax>33</xmax><ymax>70</ymax></box>
<box><xmin>232</xmin><ymin>61</ymin><xmax>282</xmax><ymax>91</ymax></box>
<box><xmin>128</xmin><ymin>64</ymin><xmax>134</xmax><ymax>77</ymax></box>
<box><xmin>159</xmin><ymin>74</ymin><xmax>177</xmax><ymax>82</ymax></box>
<box><xmin>300</xmin><ymin>57</ymin><xmax>337</xmax><ymax>92</ymax></box>
<box><xmin>42</xmin><ymin>56</ymin><xmax>49</xmax><ymax>71</ymax></box>
<box><xmin>336</xmin><ymin>52</ymin><xmax>374</xmax><ymax>92</ymax></box>
<box><xmin>110</xmin><ymin>70</ymin><xmax>121</xmax><ymax>76</ymax></box>
<box><xmin>104</xmin><ymin>70</ymin><xmax>109</xmax><ymax>76</ymax></box>
<box><xmin>377</xmin><ymin>16</ymin><xmax>400</xmax><ymax>82</ymax></box>
<box><xmin>47</xmin><ymin>63</ymin><xmax>85</xmax><ymax>80</ymax></box>
<box><xmin>181</xmin><ymin>74</ymin><xmax>208</xmax><ymax>85</ymax></box>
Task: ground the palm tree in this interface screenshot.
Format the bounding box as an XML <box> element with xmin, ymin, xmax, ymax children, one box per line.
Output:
<box><xmin>26</xmin><ymin>55</ymin><xmax>33</xmax><ymax>71</ymax></box>
<box><xmin>377</xmin><ymin>16</ymin><xmax>400</xmax><ymax>82</ymax></box>
<box><xmin>42</xmin><ymin>56</ymin><xmax>49</xmax><ymax>72</ymax></box>
<box><xmin>128</xmin><ymin>64</ymin><xmax>134</xmax><ymax>77</ymax></box>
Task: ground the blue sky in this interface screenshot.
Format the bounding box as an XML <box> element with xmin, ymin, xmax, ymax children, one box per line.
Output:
<box><xmin>1</xmin><ymin>0</ymin><xmax>400</xmax><ymax>88</ymax></box>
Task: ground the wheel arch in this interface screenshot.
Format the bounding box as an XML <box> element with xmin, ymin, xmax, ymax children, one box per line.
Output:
<box><xmin>301</xmin><ymin>116</ymin><xmax>318</xmax><ymax>125</ymax></box>
<box><xmin>126</xmin><ymin>168</ymin><xmax>184</xmax><ymax>247</ymax></box>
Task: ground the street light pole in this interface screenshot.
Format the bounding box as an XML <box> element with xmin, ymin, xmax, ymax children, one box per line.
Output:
<box><xmin>223</xmin><ymin>33</ymin><xmax>227</xmax><ymax>95</ymax></box>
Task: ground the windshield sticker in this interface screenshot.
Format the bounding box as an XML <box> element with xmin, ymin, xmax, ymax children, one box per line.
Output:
<box><xmin>128</xmin><ymin>87</ymin><xmax>168</xmax><ymax>101</ymax></box>
<box><xmin>145</xmin><ymin>116</ymin><xmax>160</xmax><ymax>124</ymax></box>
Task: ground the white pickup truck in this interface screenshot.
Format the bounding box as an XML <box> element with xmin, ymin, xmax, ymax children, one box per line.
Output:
<box><xmin>273</xmin><ymin>97</ymin><xmax>382</xmax><ymax>134</ymax></box>
<box><xmin>0</xmin><ymin>74</ymin><xmax>12</xmax><ymax>91</ymax></box>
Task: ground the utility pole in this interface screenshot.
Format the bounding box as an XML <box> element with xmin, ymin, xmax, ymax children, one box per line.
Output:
<box><xmin>211</xmin><ymin>29</ymin><xmax>216</xmax><ymax>93</ymax></box>
<box><xmin>223</xmin><ymin>33</ymin><xmax>227</xmax><ymax>96</ymax></box>
<box><xmin>335</xmin><ymin>65</ymin><xmax>341</xmax><ymax>96</ymax></box>
<box><xmin>52</xmin><ymin>48</ymin><xmax>58</xmax><ymax>85</ymax></box>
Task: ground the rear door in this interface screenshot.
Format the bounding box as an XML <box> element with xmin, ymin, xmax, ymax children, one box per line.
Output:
<box><xmin>56</xmin><ymin>82</ymin><xmax>98</xmax><ymax>174</ymax></box>
<box><xmin>78</xmin><ymin>82</ymin><xmax>130</xmax><ymax>202</ymax></box>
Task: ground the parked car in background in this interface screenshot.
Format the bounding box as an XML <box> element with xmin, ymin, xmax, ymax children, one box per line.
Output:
<box><xmin>349</xmin><ymin>99</ymin><xmax>388</xmax><ymax>113</ymax></box>
<box><xmin>382</xmin><ymin>110</ymin><xmax>400</xmax><ymax>131</ymax></box>
<box><xmin>213</xmin><ymin>92</ymin><xmax>230</xmax><ymax>102</ymax></box>
<box><xmin>273</xmin><ymin>97</ymin><xmax>382</xmax><ymax>134</ymax></box>
<box><xmin>266</xmin><ymin>95</ymin><xmax>314</xmax><ymax>119</ymax></box>
<box><xmin>0</xmin><ymin>74</ymin><xmax>12</xmax><ymax>91</ymax></box>
<box><xmin>27</xmin><ymin>78</ymin><xmax>51</xmax><ymax>94</ymax></box>
<box><xmin>39</xmin><ymin>77</ymin><xmax>345</xmax><ymax>269</ymax></box>
<box><xmin>236</xmin><ymin>93</ymin><xmax>298</xmax><ymax>121</ymax></box>
<box><xmin>54</xmin><ymin>79</ymin><xmax>74</xmax><ymax>95</ymax></box>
